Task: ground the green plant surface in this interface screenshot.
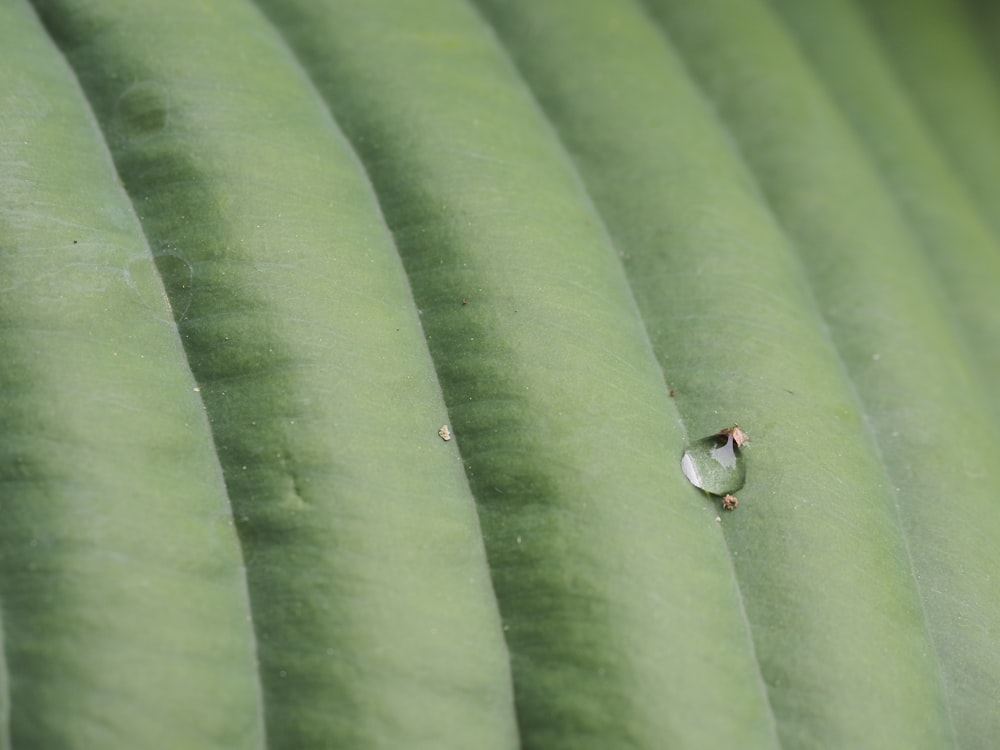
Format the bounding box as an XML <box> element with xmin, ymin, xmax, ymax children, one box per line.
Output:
<box><xmin>0</xmin><ymin>2</ymin><xmax>263</xmax><ymax>747</ymax></box>
<box><xmin>637</xmin><ymin>0</ymin><xmax>1000</xmax><ymax>743</ymax></box>
<box><xmin>963</xmin><ymin>0</ymin><xmax>1000</xmax><ymax>82</ymax></box>
<box><xmin>768</xmin><ymin>0</ymin><xmax>1000</xmax><ymax>410</ymax></box>
<box><xmin>2</xmin><ymin>0</ymin><xmax>1000</xmax><ymax>748</ymax></box>
<box><xmin>11</xmin><ymin>0</ymin><xmax>515</xmax><ymax>747</ymax></box>
<box><xmin>854</xmin><ymin>0</ymin><xmax>1000</xmax><ymax>242</ymax></box>
<box><xmin>471</xmin><ymin>1</ymin><xmax>1000</xmax><ymax>746</ymax></box>
<box><xmin>252</xmin><ymin>2</ymin><xmax>777</xmax><ymax>747</ymax></box>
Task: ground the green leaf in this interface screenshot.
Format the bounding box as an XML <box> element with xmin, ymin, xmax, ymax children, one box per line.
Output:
<box><xmin>1</xmin><ymin>2</ymin><xmax>263</xmax><ymax>746</ymax></box>
<box><xmin>11</xmin><ymin>0</ymin><xmax>515</xmax><ymax>747</ymax></box>
<box><xmin>854</xmin><ymin>0</ymin><xmax>1000</xmax><ymax>241</ymax></box>
<box><xmin>2</xmin><ymin>0</ymin><xmax>1000</xmax><ymax>748</ymax></box>
<box><xmin>634</xmin><ymin>2</ymin><xmax>1000</xmax><ymax>744</ymax></box>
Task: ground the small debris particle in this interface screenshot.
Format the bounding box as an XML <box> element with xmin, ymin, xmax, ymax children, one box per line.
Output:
<box><xmin>717</xmin><ymin>424</ymin><xmax>749</xmax><ymax>448</ymax></box>
<box><xmin>461</xmin><ymin>297</ymin><xmax>468</xmax><ymax>305</ymax></box>
<box><xmin>715</xmin><ymin>516</ymin><xmax>722</xmax><ymax>522</ymax></box>
<box><xmin>722</xmin><ymin>494</ymin><xmax>739</xmax><ymax>511</ymax></box>
<box><xmin>193</xmin><ymin>386</ymin><xmax>200</xmax><ymax>392</ymax></box>
<box><xmin>438</xmin><ymin>424</ymin><xmax>452</xmax><ymax>441</ymax></box>
<box><xmin>669</xmin><ymin>389</ymin><xmax>675</xmax><ymax>397</ymax></box>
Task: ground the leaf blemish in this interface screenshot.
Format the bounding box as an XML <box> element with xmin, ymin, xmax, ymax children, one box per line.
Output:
<box><xmin>680</xmin><ymin>425</ymin><xmax>749</xmax><ymax>510</ymax></box>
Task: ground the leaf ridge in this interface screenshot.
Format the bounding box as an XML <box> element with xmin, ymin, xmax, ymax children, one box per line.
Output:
<box><xmin>27</xmin><ymin>8</ymin><xmax>270</xmax><ymax>745</ymax></box>
<box><xmin>637</xmin><ymin>1</ymin><xmax>965</xmax><ymax>744</ymax></box>
<box><xmin>465</xmin><ymin>5</ymin><xmax>784</xmax><ymax>745</ymax></box>
<box><xmin>245</xmin><ymin>0</ymin><xmax>519</xmax><ymax>711</ymax></box>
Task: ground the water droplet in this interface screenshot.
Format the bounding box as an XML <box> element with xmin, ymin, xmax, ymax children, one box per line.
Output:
<box><xmin>680</xmin><ymin>426</ymin><xmax>747</xmax><ymax>497</ymax></box>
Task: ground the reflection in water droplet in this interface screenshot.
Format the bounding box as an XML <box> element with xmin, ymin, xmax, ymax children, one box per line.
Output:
<box><xmin>681</xmin><ymin>430</ymin><xmax>746</xmax><ymax>497</ymax></box>
<box><xmin>710</xmin><ymin>439</ymin><xmax>737</xmax><ymax>469</ymax></box>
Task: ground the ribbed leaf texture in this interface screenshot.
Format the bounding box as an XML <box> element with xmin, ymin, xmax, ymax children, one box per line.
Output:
<box><xmin>2</xmin><ymin>0</ymin><xmax>999</xmax><ymax>747</ymax></box>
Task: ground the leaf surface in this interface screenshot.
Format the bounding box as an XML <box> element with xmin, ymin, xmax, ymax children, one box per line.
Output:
<box><xmin>1</xmin><ymin>2</ymin><xmax>263</xmax><ymax>746</ymax></box>
<box><xmin>20</xmin><ymin>0</ymin><xmax>517</xmax><ymax>747</ymax></box>
<box><xmin>1</xmin><ymin>0</ymin><xmax>999</xmax><ymax>748</ymax></box>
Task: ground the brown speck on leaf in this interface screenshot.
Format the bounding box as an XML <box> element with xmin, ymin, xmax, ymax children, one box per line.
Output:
<box><xmin>438</xmin><ymin>424</ymin><xmax>452</xmax><ymax>441</ymax></box>
<box><xmin>722</xmin><ymin>494</ymin><xmax>739</xmax><ymax>511</ymax></box>
<box><xmin>718</xmin><ymin>424</ymin><xmax>749</xmax><ymax>448</ymax></box>
<box><xmin>461</xmin><ymin>298</ymin><xmax>468</xmax><ymax>305</ymax></box>
<box><xmin>669</xmin><ymin>389</ymin><xmax>675</xmax><ymax>397</ymax></box>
